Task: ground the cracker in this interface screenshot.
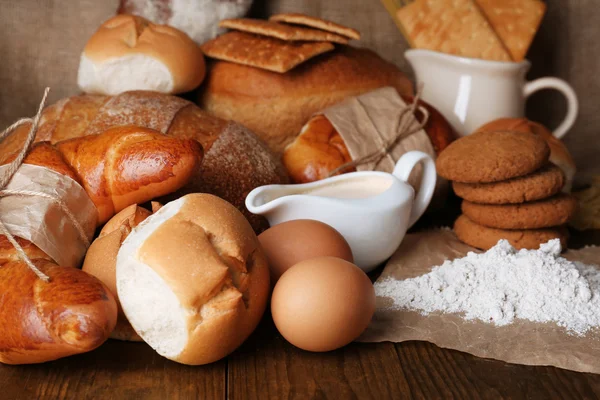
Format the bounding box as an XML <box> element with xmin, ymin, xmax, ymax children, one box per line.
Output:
<box><xmin>219</xmin><ymin>18</ymin><xmax>349</xmax><ymax>44</ymax></box>
<box><xmin>476</xmin><ymin>0</ymin><xmax>546</xmax><ymax>61</ymax></box>
<box><xmin>396</xmin><ymin>0</ymin><xmax>511</xmax><ymax>61</ymax></box>
<box><xmin>269</xmin><ymin>13</ymin><xmax>361</xmax><ymax>40</ymax></box>
<box><xmin>201</xmin><ymin>31</ymin><xmax>334</xmax><ymax>73</ymax></box>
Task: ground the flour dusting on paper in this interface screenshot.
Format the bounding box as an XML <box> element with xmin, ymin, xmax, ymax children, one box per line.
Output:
<box><xmin>375</xmin><ymin>239</ymin><xmax>600</xmax><ymax>336</ymax></box>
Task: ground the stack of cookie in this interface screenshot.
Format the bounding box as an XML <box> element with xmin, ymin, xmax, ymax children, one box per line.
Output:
<box><xmin>436</xmin><ymin>130</ymin><xmax>577</xmax><ymax>250</ymax></box>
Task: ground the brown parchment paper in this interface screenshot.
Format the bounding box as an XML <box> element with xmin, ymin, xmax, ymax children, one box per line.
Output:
<box><xmin>322</xmin><ymin>87</ymin><xmax>447</xmax><ymax>202</ymax></box>
<box><xmin>358</xmin><ymin>229</ymin><xmax>600</xmax><ymax>374</ymax></box>
<box><xmin>0</xmin><ymin>164</ymin><xmax>97</xmax><ymax>268</ymax></box>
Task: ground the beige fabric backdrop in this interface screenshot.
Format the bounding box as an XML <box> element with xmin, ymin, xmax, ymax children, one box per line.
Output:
<box><xmin>1</xmin><ymin>0</ymin><xmax>597</xmax><ymax>182</ymax></box>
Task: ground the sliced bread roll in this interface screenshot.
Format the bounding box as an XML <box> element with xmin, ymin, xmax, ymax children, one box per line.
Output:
<box><xmin>116</xmin><ymin>194</ymin><xmax>270</xmax><ymax>365</ymax></box>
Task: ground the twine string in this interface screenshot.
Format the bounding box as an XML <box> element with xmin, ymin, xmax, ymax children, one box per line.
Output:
<box><xmin>0</xmin><ymin>88</ymin><xmax>90</xmax><ymax>282</ymax></box>
<box><xmin>327</xmin><ymin>86</ymin><xmax>430</xmax><ymax>177</ymax></box>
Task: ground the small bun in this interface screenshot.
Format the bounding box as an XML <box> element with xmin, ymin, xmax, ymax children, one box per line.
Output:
<box><xmin>78</xmin><ymin>15</ymin><xmax>205</xmax><ymax>95</ymax></box>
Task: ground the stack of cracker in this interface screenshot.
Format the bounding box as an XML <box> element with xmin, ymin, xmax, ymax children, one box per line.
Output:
<box><xmin>436</xmin><ymin>130</ymin><xmax>577</xmax><ymax>250</ymax></box>
<box><xmin>201</xmin><ymin>14</ymin><xmax>361</xmax><ymax>73</ymax></box>
<box><xmin>388</xmin><ymin>0</ymin><xmax>546</xmax><ymax>62</ymax></box>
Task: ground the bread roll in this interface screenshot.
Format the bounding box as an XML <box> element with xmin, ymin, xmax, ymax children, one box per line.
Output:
<box><xmin>476</xmin><ymin>118</ymin><xmax>576</xmax><ymax>192</ymax></box>
<box><xmin>1</xmin><ymin>91</ymin><xmax>288</xmax><ymax>232</ymax></box>
<box><xmin>198</xmin><ymin>46</ymin><xmax>414</xmax><ymax>153</ymax></box>
<box><xmin>116</xmin><ymin>194</ymin><xmax>270</xmax><ymax>365</ymax></box>
<box><xmin>283</xmin><ymin>96</ymin><xmax>457</xmax><ymax>183</ymax></box>
<box><xmin>0</xmin><ymin>238</ymin><xmax>117</xmax><ymax>364</ymax></box>
<box><xmin>78</xmin><ymin>15</ymin><xmax>205</xmax><ymax>95</ymax></box>
<box><xmin>83</xmin><ymin>205</ymin><xmax>154</xmax><ymax>342</ymax></box>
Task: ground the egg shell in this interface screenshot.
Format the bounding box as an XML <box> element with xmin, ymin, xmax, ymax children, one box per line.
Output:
<box><xmin>258</xmin><ymin>219</ymin><xmax>353</xmax><ymax>283</ymax></box>
<box><xmin>271</xmin><ymin>256</ymin><xmax>375</xmax><ymax>352</ymax></box>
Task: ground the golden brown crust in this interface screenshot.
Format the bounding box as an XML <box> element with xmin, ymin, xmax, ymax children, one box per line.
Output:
<box><xmin>461</xmin><ymin>194</ymin><xmax>578</xmax><ymax>229</ymax></box>
<box><xmin>219</xmin><ymin>18</ymin><xmax>349</xmax><ymax>44</ymax></box>
<box><xmin>454</xmin><ymin>214</ymin><xmax>569</xmax><ymax>251</ymax></box>
<box><xmin>83</xmin><ymin>15</ymin><xmax>205</xmax><ymax>94</ymax></box>
<box><xmin>202</xmin><ymin>31</ymin><xmax>335</xmax><ymax>73</ymax></box>
<box><xmin>453</xmin><ymin>164</ymin><xmax>565</xmax><ymax>204</ymax></box>
<box><xmin>0</xmin><ymin>260</ymin><xmax>117</xmax><ymax>364</ymax></box>
<box><xmin>269</xmin><ymin>13</ymin><xmax>361</xmax><ymax>40</ymax></box>
<box><xmin>56</xmin><ymin>125</ymin><xmax>203</xmax><ymax>224</ymax></box>
<box><xmin>199</xmin><ymin>46</ymin><xmax>414</xmax><ymax>154</ymax></box>
<box><xmin>436</xmin><ymin>131</ymin><xmax>550</xmax><ymax>183</ymax></box>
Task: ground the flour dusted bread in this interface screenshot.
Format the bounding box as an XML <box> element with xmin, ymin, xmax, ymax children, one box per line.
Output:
<box><xmin>78</xmin><ymin>15</ymin><xmax>205</xmax><ymax>95</ymax></box>
<box><xmin>199</xmin><ymin>46</ymin><xmax>413</xmax><ymax>154</ymax></box>
<box><xmin>116</xmin><ymin>194</ymin><xmax>270</xmax><ymax>365</ymax></box>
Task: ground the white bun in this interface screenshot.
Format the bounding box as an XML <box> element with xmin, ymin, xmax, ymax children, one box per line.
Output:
<box><xmin>116</xmin><ymin>194</ymin><xmax>270</xmax><ymax>365</ymax></box>
<box><xmin>77</xmin><ymin>15</ymin><xmax>205</xmax><ymax>96</ymax></box>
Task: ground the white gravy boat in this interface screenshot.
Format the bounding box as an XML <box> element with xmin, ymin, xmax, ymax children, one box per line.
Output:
<box><xmin>245</xmin><ymin>151</ymin><xmax>436</xmax><ymax>273</ymax></box>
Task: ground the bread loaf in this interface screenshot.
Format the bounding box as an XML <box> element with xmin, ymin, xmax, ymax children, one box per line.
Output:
<box><xmin>198</xmin><ymin>46</ymin><xmax>414</xmax><ymax>154</ymax></box>
<box><xmin>0</xmin><ymin>238</ymin><xmax>117</xmax><ymax>364</ymax></box>
<box><xmin>116</xmin><ymin>194</ymin><xmax>270</xmax><ymax>365</ymax></box>
<box><xmin>283</xmin><ymin>95</ymin><xmax>456</xmax><ymax>183</ymax></box>
<box><xmin>83</xmin><ymin>205</ymin><xmax>153</xmax><ymax>341</ymax></box>
<box><xmin>78</xmin><ymin>15</ymin><xmax>206</xmax><ymax>96</ymax></box>
<box><xmin>2</xmin><ymin>91</ymin><xmax>288</xmax><ymax>232</ymax></box>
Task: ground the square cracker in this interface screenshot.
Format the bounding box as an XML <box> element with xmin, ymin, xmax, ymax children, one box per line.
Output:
<box><xmin>201</xmin><ymin>31</ymin><xmax>335</xmax><ymax>73</ymax></box>
<box><xmin>219</xmin><ymin>18</ymin><xmax>349</xmax><ymax>44</ymax></box>
<box><xmin>397</xmin><ymin>0</ymin><xmax>511</xmax><ymax>61</ymax></box>
<box><xmin>269</xmin><ymin>13</ymin><xmax>361</xmax><ymax>40</ymax></box>
<box><xmin>476</xmin><ymin>0</ymin><xmax>546</xmax><ymax>61</ymax></box>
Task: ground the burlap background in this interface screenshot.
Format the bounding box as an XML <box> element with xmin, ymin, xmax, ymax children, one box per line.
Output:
<box><xmin>1</xmin><ymin>0</ymin><xmax>597</xmax><ymax>182</ymax></box>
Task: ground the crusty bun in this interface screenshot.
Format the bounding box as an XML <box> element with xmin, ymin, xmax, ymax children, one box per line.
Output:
<box><xmin>199</xmin><ymin>46</ymin><xmax>413</xmax><ymax>154</ymax></box>
<box><xmin>283</xmin><ymin>95</ymin><xmax>456</xmax><ymax>183</ymax></box>
<box><xmin>78</xmin><ymin>15</ymin><xmax>205</xmax><ymax>95</ymax></box>
<box><xmin>83</xmin><ymin>205</ymin><xmax>153</xmax><ymax>342</ymax></box>
<box><xmin>476</xmin><ymin>118</ymin><xmax>576</xmax><ymax>192</ymax></box>
<box><xmin>116</xmin><ymin>194</ymin><xmax>270</xmax><ymax>365</ymax></box>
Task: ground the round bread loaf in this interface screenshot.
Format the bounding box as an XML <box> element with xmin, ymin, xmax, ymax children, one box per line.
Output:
<box><xmin>475</xmin><ymin>118</ymin><xmax>576</xmax><ymax>192</ymax></box>
<box><xmin>198</xmin><ymin>46</ymin><xmax>414</xmax><ymax>154</ymax></box>
<box><xmin>78</xmin><ymin>15</ymin><xmax>205</xmax><ymax>95</ymax></box>
<box><xmin>1</xmin><ymin>91</ymin><xmax>288</xmax><ymax>232</ymax></box>
<box><xmin>116</xmin><ymin>194</ymin><xmax>270</xmax><ymax>365</ymax></box>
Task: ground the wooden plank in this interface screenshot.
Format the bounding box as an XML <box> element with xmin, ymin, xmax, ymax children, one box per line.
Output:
<box><xmin>395</xmin><ymin>341</ymin><xmax>600</xmax><ymax>399</ymax></box>
<box><xmin>227</xmin><ymin>316</ymin><xmax>409</xmax><ymax>399</ymax></box>
<box><xmin>0</xmin><ymin>340</ymin><xmax>226</xmax><ymax>400</ymax></box>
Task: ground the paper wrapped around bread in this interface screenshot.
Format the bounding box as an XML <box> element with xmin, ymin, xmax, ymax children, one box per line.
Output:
<box><xmin>198</xmin><ymin>46</ymin><xmax>414</xmax><ymax>154</ymax></box>
<box><xmin>476</xmin><ymin>118</ymin><xmax>576</xmax><ymax>192</ymax></box>
<box><xmin>0</xmin><ymin>124</ymin><xmax>202</xmax><ymax>364</ymax></box>
<box><xmin>0</xmin><ymin>91</ymin><xmax>288</xmax><ymax>232</ymax></box>
<box><xmin>116</xmin><ymin>194</ymin><xmax>270</xmax><ymax>365</ymax></box>
<box><xmin>283</xmin><ymin>87</ymin><xmax>456</xmax><ymax>208</ymax></box>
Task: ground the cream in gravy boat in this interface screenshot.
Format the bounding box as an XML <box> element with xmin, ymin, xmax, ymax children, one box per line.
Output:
<box><xmin>245</xmin><ymin>151</ymin><xmax>436</xmax><ymax>273</ymax></box>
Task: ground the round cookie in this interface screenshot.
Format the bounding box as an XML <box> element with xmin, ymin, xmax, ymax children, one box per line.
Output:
<box><xmin>461</xmin><ymin>193</ymin><xmax>577</xmax><ymax>229</ymax></box>
<box><xmin>454</xmin><ymin>214</ymin><xmax>568</xmax><ymax>251</ymax></box>
<box><xmin>436</xmin><ymin>131</ymin><xmax>550</xmax><ymax>183</ymax></box>
<box><xmin>453</xmin><ymin>164</ymin><xmax>565</xmax><ymax>204</ymax></box>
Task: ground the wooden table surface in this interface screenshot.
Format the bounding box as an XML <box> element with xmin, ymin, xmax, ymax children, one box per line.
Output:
<box><xmin>3</xmin><ymin>202</ymin><xmax>600</xmax><ymax>400</ymax></box>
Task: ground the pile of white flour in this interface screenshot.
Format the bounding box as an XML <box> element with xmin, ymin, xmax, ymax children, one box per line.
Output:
<box><xmin>375</xmin><ymin>239</ymin><xmax>600</xmax><ymax>335</ymax></box>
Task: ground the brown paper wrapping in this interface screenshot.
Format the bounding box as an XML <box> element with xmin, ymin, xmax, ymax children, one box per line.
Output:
<box><xmin>358</xmin><ymin>229</ymin><xmax>600</xmax><ymax>374</ymax></box>
<box><xmin>0</xmin><ymin>164</ymin><xmax>97</xmax><ymax>268</ymax></box>
<box><xmin>322</xmin><ymin>87</ymin><xmax>446</xmax><ymax>198</ymax></box>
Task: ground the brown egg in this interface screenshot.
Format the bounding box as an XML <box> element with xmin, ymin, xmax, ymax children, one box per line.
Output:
<box><xmin>271</xmin><ymin>256</ymin><xmax>375</xmax><ymax>352</ymax></box>
<box><xmin>258</xmin><ymin>220</ymin><xmax>353</xmax><ymax>283</ymax></box>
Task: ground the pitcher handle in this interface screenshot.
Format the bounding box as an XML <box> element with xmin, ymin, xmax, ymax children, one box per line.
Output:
<box><xmin>392</xmin><ymin>151</ymin><xmax>437</xmax><ymax>228</ymax></box>
<box><xmin>523</xmin><ymin>77</ymin><xmax>578</xmax><ymax>139</ymax></box>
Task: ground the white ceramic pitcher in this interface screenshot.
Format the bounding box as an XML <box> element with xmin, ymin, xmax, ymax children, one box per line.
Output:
<box><xmin>245</xmin><ymin>151</ymin><xmax>436</xmax><ymax>273</ymax></box>
<box><xmin>405</xmin><ymin>49</ymin><xmax>578</xmax><ymax>138</ymax></box>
